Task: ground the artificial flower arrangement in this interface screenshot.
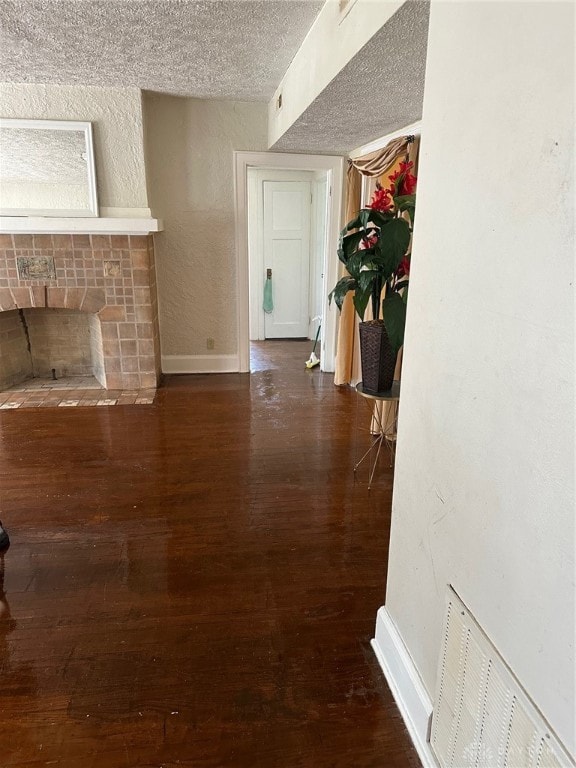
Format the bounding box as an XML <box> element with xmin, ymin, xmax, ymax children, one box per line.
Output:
<box><xmin>329</xmin><ymin>161</ymin><xmax>417</xmax><ymax>358</ymax></box>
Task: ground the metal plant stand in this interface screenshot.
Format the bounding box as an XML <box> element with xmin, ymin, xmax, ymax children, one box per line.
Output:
<box><xmin>354</xmin><ymin>381</ymin><xmax>400</xmax><ymax>489</ymax></box>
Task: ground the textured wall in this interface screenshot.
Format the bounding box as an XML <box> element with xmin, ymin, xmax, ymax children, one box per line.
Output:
<box><xmin>0</xmin><ymin>83</ymin><xmax>149</xmax><ymax>211</ymax></box>
<box><xmin>384</xmin><ymin>0</ymin><xmax>574</xmax><ymax>754</ymax></box>
<box><xmin>143</xmin><ymin>95</ymin><xmax>268</xmax><ymax>358</ymax></box>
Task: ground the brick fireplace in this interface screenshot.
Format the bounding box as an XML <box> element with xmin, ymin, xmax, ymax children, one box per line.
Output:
<box><xmin>0</xmin><ymin>233</ymin><xmax>161</xmax><ymax>391</ymax></box>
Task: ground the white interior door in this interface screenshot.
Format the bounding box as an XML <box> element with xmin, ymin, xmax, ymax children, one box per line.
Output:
<box><xmin>263</xmin><ymin>180</ymin><xmax>311</xmax><ymax>339</ymax></box>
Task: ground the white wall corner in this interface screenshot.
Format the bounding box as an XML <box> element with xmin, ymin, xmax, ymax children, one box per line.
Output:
<box><xmin>371</xmin><ymin>606</ymin><xmax>438</xmax><ymax>768</ymax></box>
<box><xmin>161</xmin><ymin>355</ymin><xmax>240</xmax><ymax>375</ymax></box>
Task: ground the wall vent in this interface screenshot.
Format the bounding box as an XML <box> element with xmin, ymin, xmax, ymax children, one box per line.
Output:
<box><xmin>431</xmin><ymin>587</ymin><xmax>574</xmax><ymax>768</ymax></box>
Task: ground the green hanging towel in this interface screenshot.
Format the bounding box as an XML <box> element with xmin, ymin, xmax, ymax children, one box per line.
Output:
<box><xmin>263</xmin><ymin>276</ymin><xmax>273</xmax><ymax>313</ymax></box>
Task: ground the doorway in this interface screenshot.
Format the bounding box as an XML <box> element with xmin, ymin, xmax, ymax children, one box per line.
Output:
<box><xmin>247</xmin><ymin>169</ymin><xmax>327</xmax><ymax>345</ymax></box>
<box><xmin>234</xmin><ymin>152</ymin><xmax>345</xmax><ymax>374</ymax></box>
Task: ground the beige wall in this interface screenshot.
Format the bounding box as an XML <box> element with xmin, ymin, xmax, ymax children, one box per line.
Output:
<box><xmin>384</xmin><ymin>0</ymin><xmax>574</xmax><ymax>754</ymax></box>
<box><xmin>143</xmin><ymin>95</ymin><xmax>268</xmax><ymax>361</ymax></box>
<box><xmin>0</xmin><ymin>83</ymin><xmax>149</xmax><ymax>213</ymax></box>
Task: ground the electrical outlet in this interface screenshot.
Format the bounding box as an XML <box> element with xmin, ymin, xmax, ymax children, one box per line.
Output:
<box><xmin>206</xmin><ymin>338</ymin><xmax>215</xmax><ymax>350</ymax></box>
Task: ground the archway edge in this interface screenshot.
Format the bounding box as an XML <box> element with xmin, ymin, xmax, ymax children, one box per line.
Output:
<box><xmin>0</xmin><ymin>287</ymin><xmax>106</xmax><ymax>314</ymax></box>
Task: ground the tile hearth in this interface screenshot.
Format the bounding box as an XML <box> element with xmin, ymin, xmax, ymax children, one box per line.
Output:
<box><xmin>0</xmin><ymin>377</ymin><xmax>156</xmax><ymax>409</ymax></box>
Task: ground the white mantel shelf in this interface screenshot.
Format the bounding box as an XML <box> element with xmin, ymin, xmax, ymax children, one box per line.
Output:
<box><xmin>0</xmin><ymin>217</ymin><xmax>163</xmax><ymax>235</ymax></box>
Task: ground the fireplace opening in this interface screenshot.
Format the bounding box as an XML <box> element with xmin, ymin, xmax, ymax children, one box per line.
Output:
<box><xmin>0</xmin><ymin>308</ymin><xmax>106</xmax><ymax>390</ymax></box>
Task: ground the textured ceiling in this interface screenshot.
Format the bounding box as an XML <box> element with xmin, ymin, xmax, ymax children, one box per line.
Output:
<box><xmin>0</xmin><ymin>0</ymin><xmax>430</xmax><ymax>155</ymax></box>
<box><xmin>0</xmin><ymin>0</ymin><xmax>324</xmax><ymax>101</ymax></box>
<box><xmin>272</xmin><ymin>0</ymin><xmax>430</xmax><ymax>154</ymax></box>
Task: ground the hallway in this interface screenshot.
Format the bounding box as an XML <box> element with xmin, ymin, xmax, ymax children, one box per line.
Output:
<box><xmin>0</xmin><ymin>341</ymin><xmax>418</xmax><ymax>767</ymax></box>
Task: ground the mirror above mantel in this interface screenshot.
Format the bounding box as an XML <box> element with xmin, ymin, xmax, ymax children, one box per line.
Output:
<box><xmin>0</xmin><ymin>118</ymin><xmax>99</xmax><ymax>217</ymax></box>
<box><xmin>0</xmin><ymin>118</ymin><xmax>162</xmax><ymax>235</ymax></box>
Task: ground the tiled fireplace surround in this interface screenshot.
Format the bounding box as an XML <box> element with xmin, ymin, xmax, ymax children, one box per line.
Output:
<box><xmin>0</xmin><ymin>233</ymin><xmax>161</xmax><ymax>391</ymax></box>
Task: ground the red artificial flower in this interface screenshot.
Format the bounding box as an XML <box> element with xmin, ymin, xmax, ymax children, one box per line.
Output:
<box><xmin>401</xmin><ymin>169</ymin><xmax>417</xmax><ymax>195</ymax></box>
<box><xmin>368</xmin><ymin>185</ymin><xmax>393</xmax><ymax>212</ymax></box>
<box><xmin>361</xmin><ymin>233</ymin><xmax>378</xmax><ymax>250</ymax></box>
<box><xmin>396</xmin><ymin>256</ymin><xmax>411</xmax><ymax>278</ymax></box>
<box><xmin>389</xmin><ymin>161</ymin><xmax>417</xmax><ymax>196</ymax></box>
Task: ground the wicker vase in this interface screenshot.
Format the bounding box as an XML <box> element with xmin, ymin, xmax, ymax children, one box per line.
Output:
<box><xmin>359</xmin><ymin>320</ymin><xmax>396</xmax><ymax>394</ymax></box>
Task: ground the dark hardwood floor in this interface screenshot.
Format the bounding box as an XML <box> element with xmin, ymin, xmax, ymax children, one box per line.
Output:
<box><xmin>0</xmin><ymin>340</ymin><xmax>420</xmax><ymax>768</ymax></box>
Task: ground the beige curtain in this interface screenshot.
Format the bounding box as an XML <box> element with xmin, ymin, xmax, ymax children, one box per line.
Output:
<box><xmin>348</xmin><ymin>136</ymin><xmax>411</xmax><ymax>178</ymax></box>
<box><xmin>334</xmin><ymin>135</ymin><xmax>419</xmax><ymax>386</ymax></box>
<box><xmin>334</xmin><ymin>163</ymin><xmax>362</xmax><ymax>385</ymax></box>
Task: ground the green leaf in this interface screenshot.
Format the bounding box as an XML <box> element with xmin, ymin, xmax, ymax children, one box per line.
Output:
<box><xmin>339</xmin><ymin>229</ymin><xmax>366</xmax><ymax>260</ymax></box>
<box><xmin>367</xmin><ymin>208</ymin><xmax>395</xmax><ymax>228</ymax></box>
<box><xmin>357</xmin><ymin>269</ymin><xmax>379</xmax><ymax>293</ymax></box>
<box><xmin>401</xmin><ymin>206</ymin><xmax>415</xmax><ymax>223</ymax></box>
<box><xmin>342</xmin><ymin>214</ymin><xmax>361</xmax><ymax>234</ymax></box>
<box><xmin>393</xmin><ymin>194</ymin><xmax>416</xmax><ymax>210</ymax></box>
<box><xmin>358</xmin><ymin>209</ymin><xmax>372</xmax><ymax>228</ymax></box>
<box><xmin>352</xmin><ymin>283</ymin><xmax>372</xmax><ymax>319</ymax></box>
<box><xmin>343</xmin><ymin>229</ymin><xmax>367</xmax><ymax>247</ymax></box>
<box><xmin>342</xmin><ymin>208</ymin><xmax>372</xmax><ymax>234</ymax></box>
<box><xmin>335</xmin><ymin>204</ymin><xmax>414</xmax><ymax>323</ymax></box>
<box><xmin>328</xmin><ymin>276</ymin><xmax>356</xmax><ymax>311</ymax></box>
<box><xmin>373</xmin><ymin>218</ymin><xmax>411</xmax><ymax>277</ymax></box>
<box><xmin>382</xmin><ymin>291</ymin><xmax>407</xmax><ymax>353</ymax></box>
<box><xmin>393</xmin><ymin>195</ymin><xmax>416</xmax><ymax>223</ymax></box>
<box><xmin>346</xmin><ymin>250</ymin><xmax>368</xmax><ymax>280</ymax></box>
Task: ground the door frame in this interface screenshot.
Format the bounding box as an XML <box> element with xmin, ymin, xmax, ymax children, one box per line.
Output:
<box><xmin>248</xmin><ymin>169</ymin><xmax>315</xmax><ymax>342</ymax></box>
<box><xmin>234</xmin><ymin>151</ymin><xmax>345</xmax><ymax>373</ymax></box>
<box><xmin>309</xmin><ymin>173</ymin><xmax>329</xmax><ymax>342</ymax></box>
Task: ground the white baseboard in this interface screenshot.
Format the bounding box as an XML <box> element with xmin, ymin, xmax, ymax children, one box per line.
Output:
<box><xmin>371</xmin><ymin>606</ymin><xmax>438</xmax><ymax>768</ymax></box>
<box><xmin>161</xmin><ymin>354</ymin><xmax>240</xmax><ymax>374</ymax></box>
